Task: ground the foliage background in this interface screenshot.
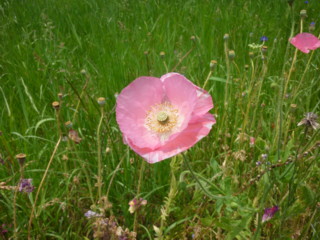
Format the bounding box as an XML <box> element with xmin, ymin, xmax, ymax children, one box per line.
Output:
<box><xmin>0</xmin><ymin>0</ymin><xmax>319</xmax><ymax>239</ymax></box>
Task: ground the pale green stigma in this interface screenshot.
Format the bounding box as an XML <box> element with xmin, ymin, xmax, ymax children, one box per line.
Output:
<box><xmin>157</xmin><ymin>111</ymin><xmax>169</xmax><ymax>123</ymax></box>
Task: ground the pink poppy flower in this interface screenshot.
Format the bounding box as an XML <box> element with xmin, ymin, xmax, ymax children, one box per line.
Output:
<box><xmin>116</xmin><ymin>73</ymin><xmax>216</xmax><ymax>163</ymax></box>
<box><xmin>290</xmin><ymin>33</ymin><xmax>320</xmax><ymax>53</ymax></box>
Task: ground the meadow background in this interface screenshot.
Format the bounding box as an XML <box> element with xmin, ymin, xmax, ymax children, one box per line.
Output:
<box><xmin>0</xmin><ymin>0</ymin><xmax>320</xmax><ymax>239</ymax></box>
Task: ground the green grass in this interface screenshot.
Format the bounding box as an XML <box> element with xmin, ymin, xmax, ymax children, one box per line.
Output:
<box><xmin>0</xmin><ymin>0</ymin><xmax>319</xmax><ymax>239</ymax></box>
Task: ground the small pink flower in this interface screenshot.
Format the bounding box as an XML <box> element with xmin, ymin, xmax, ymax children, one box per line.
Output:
<box><xmin>116</xmin><ymin>73</ymin><xmax>216</xmax><ymax>163</ymax></box>
<box><xmin>290</xmin><ymin>33</ymin><xmax>320</xmax><ymax>53</ymax></box>
<box><xmin>128</xmin><ymin>198</ymin><xmax>147</xmax><ymax>214</ymax></box>
<box><xmin>250</xmin><ymin>137</ymin><xmax>255</xmax><ymax>146</ymax></box>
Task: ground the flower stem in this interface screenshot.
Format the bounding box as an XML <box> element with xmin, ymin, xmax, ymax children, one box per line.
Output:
<box><xmin>182</xmin><ymin>153</ymin><xmax>223</xmax><ymax>200</ymax></box>
<box><xmin>27</xmin><ymin>110</ymin><xmax>62</xmax><ymax>239</ymax></box>
<box><xmin>133</xmin><ymin>159</ymin><xmax>146</xmax><ymax>233</ymax></box>
<box><xmin>159</xmin><ymin>156</ymin><xmax>179</xmax><ymax>239</ymax></box>
<box><xmin>97</xmin><ymin>106</ymin><xmax>104</xmax><ymax>200</ymax></box>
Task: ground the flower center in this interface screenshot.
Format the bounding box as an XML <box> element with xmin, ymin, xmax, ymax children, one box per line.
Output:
<box><xmin>145</xmin><ymin>102</ymin><xmax>179</xmax><ymax>135</ymax></box>
<box><xmin>157</xmin><ymin>111</ymin><xmax>169</xmax><ymax>124</ymax></box>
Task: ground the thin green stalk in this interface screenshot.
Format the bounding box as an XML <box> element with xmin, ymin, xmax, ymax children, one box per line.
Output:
<box><xmin>171</xmin><ymin>46</ymin><xmax>194</xmax><ymax>72</ymax></box>
<box><xmin>13</xmin><ymin>165</ymin><xmax>24</xmax><ymax>239</ymax></box>
<box><xmin>158</xmin><ymin>156</ymin><xmax>179</xmax><ymax>239</ymax></box>
<box><xmin>97</xmin><ymin>106</ymin><xmax>104</xmax><ymax>200</ymax></box>
<box><xmin>133</xmin><ymin>159</ymin><xmax>146</xmax><ymax>233</ymax></box>
<box><xmin>202</xmin><ymin>70</ymin><xmax>212</xmax><ymax>90</ymax></box>
<box><xmin>251</xmin><ymin>60</ymin><xmax>268</xmax><ymax>130</ymax></box>
<box><xmin>27</xmin><ymin>108</ymin><xmax>62</xmax><ymax>239</ymax></box>
<box><xmin>182</xmin><ymin>154</ymin><xmax>224</xmax><ymax>200</ymax></box>
<box><xmin>72</xmin><ymin>73</ymin><xmax>89</xmax><ymax>124</ymax></box>
<box><xmin>28</xmin><ymin>136</ymin><xmax>62</xmax><ymax>239</ymax></box>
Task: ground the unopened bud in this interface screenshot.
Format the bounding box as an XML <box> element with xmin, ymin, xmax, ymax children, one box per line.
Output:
<box><xmin>160</xmin><ymin>51</ymin><xmax>165</xmax><ymax>58</ymax></box>
<box><xmin>97</xmin><ymin>97</ymin><xmax>106</xmax><ymax>106</ymax></box>
<box><xmin>210</xmin><ymin>60</ymin><xmax>217</xmax><ymax>70</ymax></box>
<box><xmin>80</xmin><ymin>69</ymin><xmax>86</xmax><ymax>75</ymax></box>
<box><xmin>190</xmin><ymin>35</ymin><xmax>196</xmax><ymax>41</ymax></box>
<box><xmin>309</xmin><ymin>22</ymin><xmax>315</xmax><ymax>32</ymax></box>
<box><xmin>249</xmin><ymin>52</ymin><xmax>254</xmax><ymax>58</ymax></box>
<box><xmin>261</xmin><ymin>46</ymin><xmax>268</xmax><ymax>53</ymax></box>
<box><xmin>16</xmin><ymin>153</ymin><xmax>26</xmax><ymax>166</ymax></box>
<box><xmin>223</xmin><ymin>34</ymin><xmax>229</xmax><ymax>41</ymax></box>
<box><xmin>65</xmin><ymin>121</ymin><xmax>73</xmax><ymax>128</ymax></box>
<box><xmin>52</xmin><ymin>101</ymin><xmax>60</xmax><ymax>110</ymax></box>
<box><xmin>228</xmin><ymin>50</ymin><xmax>235</xmax><ymax>60</ymax></box>
<box><xmin>300</xmin><ymin>9</ymin><xmax>307</xmax><ymax>19</ymax></box>
<box><xmin>58</xmin><ymin>93</ymin><xmax>63</xmax><ymax>100</ymax></box>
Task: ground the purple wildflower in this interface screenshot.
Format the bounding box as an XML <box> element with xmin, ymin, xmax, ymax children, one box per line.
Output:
<box><xmin>262</xmin><ymin>206</ymin><xmax>279</xmax><ymax>222</ymax></box>
<box><xmin>256</xmin><ymin>161</ymin><xmax>262</xmax><ymax>166</ymax></box>
<box><xmin>260</xmin><ymin>36</ymin><xmax>268</xmax><ymax>42</ymax></box>
<box><xmin>304</xmin><ymin>1</ymin><xmax>309</xmax><ymax>3</ymax></box>
<box><xmin>84</xmin><ymin>210</ymin><xmax>102</xmax><ymax>219</ymax></box>
<box><xmin>0</xmin><ymin>224</ymin><xmax>8</xmax><ymax>235</ymax></box>
<box><xmin>18</xmin><ymin>179</ymin><xmax>34</xmax><ymax>193</ymax></box>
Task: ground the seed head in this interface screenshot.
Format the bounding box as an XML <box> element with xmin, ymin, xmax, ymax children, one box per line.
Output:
<box><xmin>298</xmin><ymin>112</ymin><xmax>319</xmax><ymax>130</ymax></box>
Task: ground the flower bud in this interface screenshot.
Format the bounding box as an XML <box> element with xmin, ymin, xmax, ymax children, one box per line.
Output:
<box><xmin>65</xmin><ymin>121</ymin><xmax>73</xmax><ymax>128</ymax></box>
<box><xmin>97</xmin><ymin>97</ymin><xmax>106</xmax><ymax>106</ymax></box>
<box><xmin>52</xmin><ymin>101</ymin><xmax>60</xmax><ymax>110</ymax></box>
<box><xmin>16</xmin><ymin>153</ymin><xmax>26</xmax><ymax>166</ymax></box>
<box><xmin>210</xmin><ymin>60</ymin><xmax>217</xmax><ymax>70</ymax></box>
<box><xmin>228</xmin><ymin>50</ymin><xmax>235</xmax><ymax>60</ymax></box>
<box><xmin>261</xmin><ymin>46</ymin><xmax>268</xmax><ymax>53</ymax></box>
<box><xmin>300</xmin><ymin>9</ymin><xmax>307</xmax><ymax>19</ymax></box>
<box><xmin>223</xmin><ymin>33</ymin><xmax>229</xmax><ymax>41</ymax></box>
<box><xmin>160</xmin><ymin>51</ymin><xmax>165</xmax><ymax>58</ymax></box>
<box><xmin>309</xmin><ymin>22</ymin><xmax>315</xmax><ymax>32</ymax></box>
<box><xmin>249</xmin><ymin>52</ymin><xmax>254</xmax><ymax>58</ymax></box>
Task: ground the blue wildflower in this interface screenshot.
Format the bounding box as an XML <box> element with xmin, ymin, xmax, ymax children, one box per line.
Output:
<box><xmin>260</xmin><ymin>36</ymin><xmax>268</xmax><ymax>42</ymax></box>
